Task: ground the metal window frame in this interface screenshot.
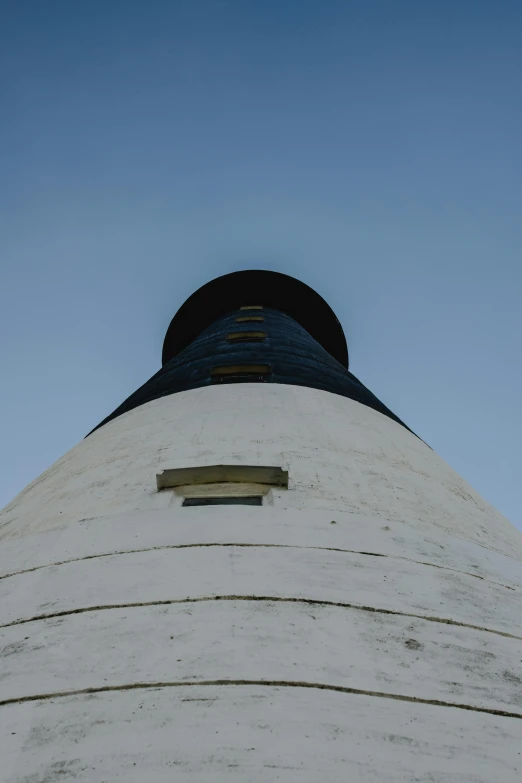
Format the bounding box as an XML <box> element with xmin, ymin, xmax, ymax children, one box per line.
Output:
<box><xmin>226</xmin><ymin>331</ymin><xmax>267</xmax><ymax>342</ymax></box>
<box><xmin>209</xmin><ymin>364</ymin><xmax>271</xmax><ymax>383</ymax></box>
<box><xmin>235</xmin><ymin>316</ymin><xmax>265</xmax><ymax>323</ymax></box>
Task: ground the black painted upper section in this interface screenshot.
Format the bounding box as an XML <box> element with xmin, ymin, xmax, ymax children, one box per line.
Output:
<box><xmin>92</xmin><ymin>304</ymin><xmax>411</xmax><ymax>434</ymax></box>
<box><xmin>163</xmin><ymin>270</ymin><xmax>349</xmax><ymax>367</ymax></box>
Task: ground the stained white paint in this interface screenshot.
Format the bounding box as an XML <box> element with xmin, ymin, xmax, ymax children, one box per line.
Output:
<box><xmin>3</xmin><ymin>687</ymin><xmax>522</xmax><ymax>783</ymax></box>
<box><xmin>1</xmin><ymin>384</ymin><xmax>522</xmax><ymax>781</ymax></box>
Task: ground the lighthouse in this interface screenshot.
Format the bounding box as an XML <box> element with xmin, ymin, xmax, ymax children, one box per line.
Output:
<box><xmin>1</xmin><ymin>269</ymin><xmax>521</xmax><ymax>781</ymax></box>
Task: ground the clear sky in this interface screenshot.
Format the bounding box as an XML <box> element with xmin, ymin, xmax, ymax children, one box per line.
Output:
<box><xmin>1</xmin><ymin>0</ymin><xmax>521</xmax><ymax>529</ymax></box>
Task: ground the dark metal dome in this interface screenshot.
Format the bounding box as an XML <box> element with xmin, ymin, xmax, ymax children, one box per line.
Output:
<box><xmin>90</xmin><ymin>271</ymin><xmax>413</xmax><ymax>436</ymax></box>
<box><xmin>162</xmin><ymin>270</ymin><xmax>349</xmax><ymax>368</ymax></box>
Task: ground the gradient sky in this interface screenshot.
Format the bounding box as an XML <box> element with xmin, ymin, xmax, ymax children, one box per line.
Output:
<box><xmin>1</xmin><ymin>0</ymin><xmax>521</xmax><ymax>529</ymax></box>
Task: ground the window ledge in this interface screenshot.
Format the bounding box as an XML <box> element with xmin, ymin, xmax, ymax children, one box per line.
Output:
<box><xmin>156</xmin><ymin>464</ymin><xmax>289</xmax><ymax>492</ymax></box>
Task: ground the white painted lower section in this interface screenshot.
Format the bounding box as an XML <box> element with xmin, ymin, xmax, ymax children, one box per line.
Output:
<box><xmin>1</xmin><ymin>384</ymin><xmax>522</xmax><ymax>781</ymax></box>
<box><xmin>4</xmin><ymin>686</ymin><xmax>521</xmax><ymax>783</ymax></box>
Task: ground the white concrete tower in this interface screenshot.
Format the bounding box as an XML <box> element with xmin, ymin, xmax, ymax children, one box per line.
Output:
<box><xmin>1</xmin><ymin>270</ymin><xmax>522</xmax><ymax>782</ymax></box>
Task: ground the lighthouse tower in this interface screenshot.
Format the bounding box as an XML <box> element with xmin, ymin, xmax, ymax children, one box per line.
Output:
<box><xmin>1</xmin><ymin>270</ymin><xmax>522</xmax><ymax>782</ymax></box>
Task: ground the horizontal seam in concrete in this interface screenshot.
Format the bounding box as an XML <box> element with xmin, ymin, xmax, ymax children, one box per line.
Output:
<box><xmin>0</xmin><ymin>542</ymin><xmax>516</xmax><ymax>592</ymax></box>
<box><xmin>2</xmin><ymin>510</ymin><xmax>519</xmax><ymax>564</ymax></box>
<box><xmin>1</xmin><ymin>595</ymin><xmax>521</xmax><ymax>642</ymax></box>
<box><xmin>1</xmin><ymin>678</ymin><xmax>521</xmax><ymax>720</ymax></box>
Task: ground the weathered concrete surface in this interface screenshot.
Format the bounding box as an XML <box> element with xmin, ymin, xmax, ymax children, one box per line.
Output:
<box><xmin>1</xmin><ymin>384</ymin><xmax>522</xmax><ymax>781</ymax></box>
<box><xmin>2</xmin><ymin>601</ymin><xmax>522</xmax><ymax>712</ymax></box>
<box><xmin>2</xmin><ymin>688</ymin><xmax>522</xmax><ymax>783</ymax></box>
<box><xmin>1</xmin><ymin>385</ymin><xmax>520</xmax><ymax>556</ymax></box>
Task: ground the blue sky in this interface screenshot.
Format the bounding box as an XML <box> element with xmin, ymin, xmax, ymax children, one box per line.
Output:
<box><xmin>1</xmin><ymin>0</ymin><xmax>521</xmax><ymax>528</ymax></box>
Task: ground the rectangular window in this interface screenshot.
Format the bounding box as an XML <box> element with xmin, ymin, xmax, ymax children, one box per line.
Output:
<box><xmin>226</xmin><ymin>331</ymin><xmax>266</xmax><ymax>342</ymax></box>
<box><xmin>182</xmin><ymin>496</ymin><xmax>263</xmax><ymax>507</ymax></box>
<box><xmin>210</xmin><ymin>364</ymin><xmax>271</xmax><ymax>383</ymax></box>
<box><xmin>240</xmin><ymin>305</ymin><xmax>263</xmax><ymax>311</ymax></box>
<box><xmin>235</xmin><ymin>316</ymin><xmax>264</xmax><ymax>323</ymax></box>
<box><xmin>155</xmin><ymin>465</ymin><xmax>289</xmax><ymax>507</ymax></box>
